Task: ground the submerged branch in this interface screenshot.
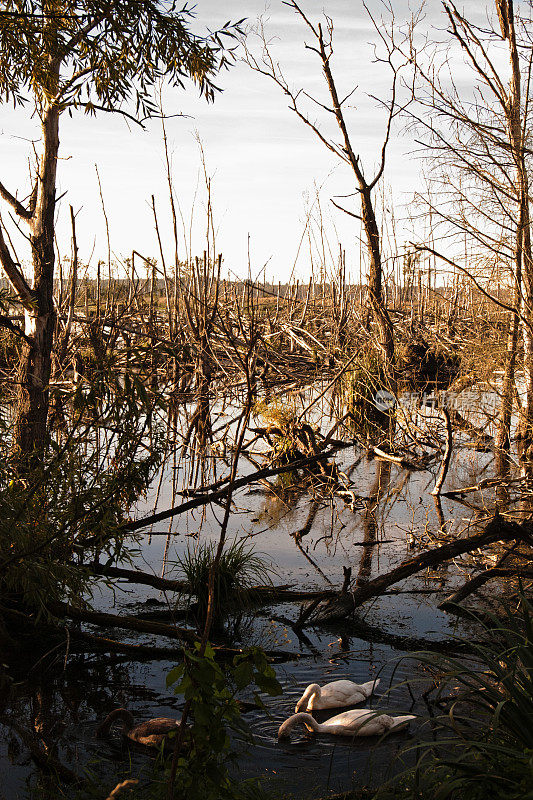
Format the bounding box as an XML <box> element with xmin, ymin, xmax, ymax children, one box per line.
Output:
<box><xmin>301</xmin><ymin>514</ymin><xmax>533</xmax><ymax>623</ymax></box>
<box><xmin>120</xmin><ymin>446</ymin><xmax>349</xmax><ymax>533</ymax></box>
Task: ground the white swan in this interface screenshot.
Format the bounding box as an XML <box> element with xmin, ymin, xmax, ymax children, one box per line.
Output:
<box><xmin>278</xmin><ymin>709</ymin><xmax>415</xmax><ymax>739</ymax></box>
<box><xmin>295</xmin><ymin>678</ymin><xmax>380</xmax><ymax>712</ymax></box>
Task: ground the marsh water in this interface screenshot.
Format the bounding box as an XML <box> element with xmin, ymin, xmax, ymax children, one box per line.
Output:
<box><xmin>0</xmin><ymin>382</ymin><xmax>519</xmax><ymax>798</ymax></box>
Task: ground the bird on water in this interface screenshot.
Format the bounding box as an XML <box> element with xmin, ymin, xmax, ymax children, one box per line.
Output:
<box><xmin>295</xmin><ymin>678</ymin><xmax>380</xmax><ymax>712</ymax></box>
<box><xmin>96</xmin><ymin>708</ymin><xmax>182</xmax><ymax>748</ymax></box>
<box><xmin>278</xmin><ymin>708</ymin><xmax>415</xmax><ymax>740</ymax></box>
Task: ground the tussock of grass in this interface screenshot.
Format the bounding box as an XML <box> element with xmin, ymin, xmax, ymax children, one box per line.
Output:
<box><xmin>177</xmin><ymin>540</ymin><xmax>274</xmax><ymax>625</ymax></box>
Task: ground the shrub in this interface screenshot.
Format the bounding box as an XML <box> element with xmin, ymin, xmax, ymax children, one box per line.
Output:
<box><xmin>375</xmin><ymin>592</ymin><xmax>533</xmax><ymax>800</ymax></box>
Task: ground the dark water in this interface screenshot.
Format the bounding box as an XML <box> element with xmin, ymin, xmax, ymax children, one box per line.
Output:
<box><xmin>0</xmin><ymin>385</ymin><xmax>517</xmax><ymax>798</ymax></box>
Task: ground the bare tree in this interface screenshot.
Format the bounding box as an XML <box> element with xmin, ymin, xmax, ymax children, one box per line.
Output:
<box><xmin>243</xmin><ymin>1</ymin><xmax>416</xmax><ymax>373</ymax></box>
<box><xmin>409</xmin><ymin>0</ymin><xmax>533</xmax><ymax>453</ymax></box>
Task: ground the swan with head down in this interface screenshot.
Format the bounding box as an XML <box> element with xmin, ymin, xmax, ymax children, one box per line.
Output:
<box><xmin>295</xmin><ymin>678</ymin><xmax>380</xmax><ymax>712</ymax></box>
<box><xmin>96</xmin><ymin>708</ymin><xmax>182</xmax><ymax>748</ymax></box>
<box><xmin>278</xmin><ymin>708</ymin><xmax>415</xmax><ymax>739</ymax></box>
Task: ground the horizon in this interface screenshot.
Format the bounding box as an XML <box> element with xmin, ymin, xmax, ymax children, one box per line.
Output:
<box><xmin>0</xmin><ymin>1</ymin><xmax>495</xmax><ymax>284</ymax></box>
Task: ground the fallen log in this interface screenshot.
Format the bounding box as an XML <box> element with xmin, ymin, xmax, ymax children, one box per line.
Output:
<box><xmin>440</xmin><ymin>477</ymin><xmax>518</xmax><ymax>499</ymax></box>
<box><xmin>350</xmin><ymin>515</ymin><xmax>532</xmax><ymax>608</ymax></box>
<box><xmin>87</xmin><ymin>562</ymin><xmax>189</xmax><ymax>592</ymax></box>
<box><xmin>119</xmin><ymin>447</ymin><xmax>346</xmax><ymax>533</ymax></box>
<box><xmin>84</xmin><ymin>562</ymin><xmax>338</xmax><ymax>602</ymax></box>
<box><xmin>63</xmin><ymin>627</ymin><xmax>184</xmax><ymax>659</ymax></box>
<box><xmin>46</xmin><ymin>600</ymin><xmax>197</xmax><ymax>643</ymax></box>
<box><xmin>67</xmin><ymin>627</ymin><xmax>300</xmax><ymax>663</ymax></box>
<box><xmin>438</xmin><ymin>566</ymin><xmax>533</xmax><ymax>610</ymax></box>
<box><xmin>371</xmin><ymin>446</ymin><xmax>421</xmax><ymax>469</ymax></box>
<box><xmin>1</xmin><ymin>606</ymin><xmax>302</xmax><ymax>663</ymax></box>
<box><xmin>303</xmin><ymin>515</ymin><xmax>532</xmax><ymax>623</ymax></box>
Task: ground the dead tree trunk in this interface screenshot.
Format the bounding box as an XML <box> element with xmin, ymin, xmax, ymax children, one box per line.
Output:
<box><xmin>58</xmin><ymin>205</ymin><xmax>79</xmax><ymax>366</ymax></box>
<box><xmin>244</xmin><ymin>4</ymin><xmax>409</xmax><ymax>374</ymax></box>
<box><xmin>497</xmin><ymin>306</ymin><xmax>519</xmax><ymax>450</ymax></box>
<box><xmin>361</xmin><ymin>186</ymin><xmax>395</xmax><ymax>366</ymax></box>
<box><xmin>501</xmin><ymin>0</ymin><xmax>533</xmax><ymax>452</ymax></box>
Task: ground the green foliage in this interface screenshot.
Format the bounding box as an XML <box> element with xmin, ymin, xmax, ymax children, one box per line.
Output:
<box><xmin>176</xmin><ymin>540</ymin><xmax>273</xmax><ymax>627</ymax></box>
<box><xmin>166</xmin><ymin>641</ymin><xmax>282</xmax><ymax>800</ymax></box>
<box><xmin>0</xmin><ymin>369</ymin><xmax>165</xmax><ymax>617</ymax></box>
<box><xmin>0</xmin><ymin>1</ymin><xmax>243</xmax><ymax>112</ymax></box>
<box><xmin>376</xmin><ymin>593</ymin><xmax>533</xmax><ymax>800</ymax></box>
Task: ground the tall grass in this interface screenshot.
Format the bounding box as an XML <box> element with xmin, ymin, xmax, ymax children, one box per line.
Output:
<box><xmin>376</xmin><ymin>592</ymin><xmax>533</xmax><ymax>800</ymax></box>
<box><xmin>177</xmin><ymin>540</ymin><xmax>273</xmax><ymax>627</ymax></box>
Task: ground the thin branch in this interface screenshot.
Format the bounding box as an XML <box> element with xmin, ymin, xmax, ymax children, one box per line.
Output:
<box><xmin>413</xmin><ymin>243</ymin><xmax>521</xmax><ymax>318</ymax></box>
<box><xmin>330</xmin><ymin>199</ymin><xmax>362</xmax><ymax>219</ymax></box>
<box><xmin>0</xmin><ymin>180</ymin><xmax>31</xmax><ymax>220</ymax></box>
<box><xmin>0</xmin><ymin>223</ymin><xmax>34</xmax><ymax>310</ymax></box>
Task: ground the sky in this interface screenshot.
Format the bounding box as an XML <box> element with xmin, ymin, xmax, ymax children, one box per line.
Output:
<box><xmin>0</xmin><ymin>1</ymin><xmax>500</xmax><ymax>283</ymax></box>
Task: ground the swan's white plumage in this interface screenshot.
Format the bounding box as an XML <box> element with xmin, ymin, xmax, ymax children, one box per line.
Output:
<box><xmin>295</xmin><ymin>678</ymin><xmax>380</xmax><ymax>712</ymax></box>
<box><xmin>278</xmin><ymin>709</ymin><xmax>415</xmax><ymax>739</ymax></box>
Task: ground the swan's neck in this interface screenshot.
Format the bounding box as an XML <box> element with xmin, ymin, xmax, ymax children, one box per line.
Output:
<box><xmin>279</xmin><ymin>713</ymin><xmax>320</xmax><ymax>738</ymax></box>
<box><xmin>308</xmin><ymin>684</ymin><xmax>321</xmax><ymax>703</ymax></box>
<box><xmin>299</xmin><ymin>683</ymin><xmax>321</xmax><ymax>710</ymax></box>
<box><xmin>97</xmin><ymin>708</ymin><xmax>135</xmax><ymax>736</ymax></box>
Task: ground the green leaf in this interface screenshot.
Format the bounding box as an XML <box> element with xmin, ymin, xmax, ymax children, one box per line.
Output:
<box><xmin>233</xmin><ymin>660</ymin><xmax>253</xmax><ymax>690</ymax></box>
<box><xmin>166</xmin><ymin>664</ymin><xmax>183</xmax><ymax>688</ymax></box>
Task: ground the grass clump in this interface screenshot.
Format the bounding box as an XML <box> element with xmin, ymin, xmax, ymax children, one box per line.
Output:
<box><xmin>253</xmin><ymin>398</ymin><xmax>304</xmax><ymax>465</ymax></box>
<box><xmin>177</xmin><ymin>540</ymin><xmax>273</xmax><ymax>627</ymax></box>
<box><xmin>254</xmin><ymin>398</ymin><xmax>323</xmax><ymax>467</ymax></box>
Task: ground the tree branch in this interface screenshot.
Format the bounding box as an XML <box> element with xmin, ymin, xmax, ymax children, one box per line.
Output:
<box><xmin>0</xmin><ymin>314</ymin><xmax>32</xmax><ymax>344</ymax></box>
<box><xmin>413</xmin><ymin>244</ymin><xmax>522</xmax><ymax>318</ymax></box>
<box><xmin>330</xmin><ymin>199</ymin><xmax>362</xmax><ymax>219</ymax></box>
<box><xmin>0</xmin><ymin>179</ymin><xmax>31</xmax><ymax>219</ymax></box>
<box><xmin>0</xmin><ymin>223</ymin><xmax>34</xmax><ymax>310</ymax></box>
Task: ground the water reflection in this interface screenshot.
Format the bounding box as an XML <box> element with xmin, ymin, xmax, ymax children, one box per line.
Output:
<box><xmin>2</xmin><ymin>381</ymin><xmax>530</xmax><ymax>796</ymax></box>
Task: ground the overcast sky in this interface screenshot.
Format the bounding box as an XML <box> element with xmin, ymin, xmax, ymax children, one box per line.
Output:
<box><xmin>0</xmin><ymin>1</ymin><xmax>500</xmax><ymax>282</ymax></box>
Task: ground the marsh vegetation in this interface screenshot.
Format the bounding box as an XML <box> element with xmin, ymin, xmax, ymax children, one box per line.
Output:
<box><xmin>0</xmin><ymin>1</ymin><xmax>532</xmax><ymax>799</ymax></box>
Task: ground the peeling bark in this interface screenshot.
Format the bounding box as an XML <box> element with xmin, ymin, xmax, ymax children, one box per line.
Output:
<box><xmin>12</xmin><ymin>85</ymin><xmax>60</xmax><ymax>456</ymax></box>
